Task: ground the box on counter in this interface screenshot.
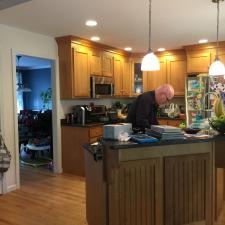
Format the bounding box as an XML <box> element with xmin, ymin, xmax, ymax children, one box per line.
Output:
<box><xmin>103</xmin><ymin>123</ymin><xmax>132</xmax><ymax>140</ymax></box>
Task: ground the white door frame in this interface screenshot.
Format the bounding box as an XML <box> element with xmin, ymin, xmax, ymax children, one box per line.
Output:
<box><xmin>11</xmin><ymin>49</ymin><xmax>62</xmax><ymax>189</ymax></box>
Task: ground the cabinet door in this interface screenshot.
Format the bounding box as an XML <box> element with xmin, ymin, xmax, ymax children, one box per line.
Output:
<box><xmin>187</xmin><ymin>50</ymin><xmax>211</xmax><ymax>73</ymax></box>
<box><xmin>164</xmin><ymin>153</ymin><xmax>212</xmax><ymax>225</ymax></box>
<box><xmin>167</xmin><ymin>55</ymin><xmax>186</xmax><ymax>96</ymax></box>
<box><xmin>102</xmin><ymin>51</ymin><xmax>114</xmax><ymax>77</ymax></box>
<box><xmin>72</xmin><ymin>44</ymin><xmax>90</xmax><ymax>97</ymax></box>
<box><xmin>90</xmin><ymin>48</ymin><xmax>102</xmax><ymax>76</ymax></box>
<box><xmin>114</xmin><ymin>54</ymin><xmax>123</xmax><ymax>96</ymax></box>
<box><xmin>145</xmin><ymin>57</ymin><xmax>167</xmax><ymax>91</ymax></box>
<box><xmin>123</xmin><ymin>58</ymin><xmax>131</xmax><ymax>96</ymax></box>
<box><xmin>108</xmin><ymin>158</ymin><xmax>163</xmax><ymax>225</ymax></box>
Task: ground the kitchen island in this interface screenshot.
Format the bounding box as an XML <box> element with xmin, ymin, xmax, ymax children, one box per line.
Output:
<box><xmin>84</xmin><ymin>135</ymin><xmax>225</xmax><ymax>225</ymax></box>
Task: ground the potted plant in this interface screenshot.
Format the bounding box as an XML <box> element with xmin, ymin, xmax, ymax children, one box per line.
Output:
<box><xmin>40</xmin><ymin>88</ymin><xmax>52</xmax><ymax>110</ymax></box>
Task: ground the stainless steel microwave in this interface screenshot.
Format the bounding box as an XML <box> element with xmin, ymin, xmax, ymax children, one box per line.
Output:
<box><xmin>90</xmin><ymin>76</ymin><xmax>114</xmax><ymax>98</ymax></box>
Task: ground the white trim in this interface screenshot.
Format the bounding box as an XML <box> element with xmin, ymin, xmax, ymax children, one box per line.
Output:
<box><xmin>10</xmin><ymin>49</ymin><xmax>62</xmax><ymax>191</ymax></box>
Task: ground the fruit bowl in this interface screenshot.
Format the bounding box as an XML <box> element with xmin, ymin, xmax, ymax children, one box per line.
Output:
<box><xmin>208</xmin><ymin>117</ymin><xmax>225</xmax><ymax>134</ymax></box>
<box><xmin>183</xmin><ymin>128</ymin><xmax>201</xmax><ymax>134</ymax></box>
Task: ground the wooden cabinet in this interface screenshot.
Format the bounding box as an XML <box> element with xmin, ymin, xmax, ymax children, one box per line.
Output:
<box><xmin>114</xmin><ymin>54</ymin><xmax>124</xmax><ymax>96</ymax></box>
<box><xmin>90</xmin><ymin>49</ymin><xmax>114</xmax><ymax>77</ymax></box>
<box><xmin>72</xmin><ymin>44</ymin><xmax>90</xmax><ymax>97</ymax></box>
<box><xmin>142</xmin><ymin>51</ymin><xmax>186</xmax><ymax>96</ymax></box>
<box><xmin>108</xmin><ymin>158</ymin><xmax>163</xmax><ymax>225</ymax></box>
<box><xmin>122</xmin><ymin>57</ymin><xmax>131</xmax><ymax>96</ymax></box>
<box><xmin>143</xmin><ymin>56</ymin><xmax>167</xmax><ymax>92</ymax></box>
<box><xmin>158</xmin><ymin>118</ymin><xmax>183</xmax><ymax>127</ymax></box>
<box><xmin>167</xmin><ymin>54</ymin><xmax>187</xmax><ymax>96</ymax></box>
<box><xmin>102</xmin><ymin>51</ymin><xmax>114</xmax><ymax>77</ymax></box>
<box><xmin>61</xmin><ymin>125</ymin><xmax>103</xmax><ymax>176</ymax></box>
<box><xmin>164</xmin><ymin>153</ymin><xmax>212</xmax><ymax>225</ymax></box>
<box><xmin>85</xmin><ymin>141</ymin><xmax>214</xmax><ymax>225</ymax></box>
<box><xmin>90</xmin><ymin>48</ymin><xmax>102</xmax><ymax>76</ymax></box>
<box><xmin>186</xmin><ymin>49</ymin><xmax>211</xmax><ymax>73</ymax></box>
<box><xmin>113</xmin><ymin>54</ymin><xmax>131</xmax><ymax>97</ymax></box>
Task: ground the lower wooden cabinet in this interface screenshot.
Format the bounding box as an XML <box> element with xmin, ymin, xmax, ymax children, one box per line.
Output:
<box><xmin>85</xmin><ymin>142</ymin><xmax>214</xmax><ymax>225</ymax></box>
<box><xmin>165</xmin><ymin>153</ymin><xmax>212</xmax><ymax>225</ymax></box>
<box><xmin>158</xmin><ymin>118</ymin><xmax>183</xmax><ymax>127</ymax></box>
<box><xmin>108</xmin><ymin>158</ymin><xmax>163</xmax><ymax>225</ymax></box>
<box><xmin>61</xmin><ymin>125</ymin><xmax>102</xmax><ymax>176</ymax></box>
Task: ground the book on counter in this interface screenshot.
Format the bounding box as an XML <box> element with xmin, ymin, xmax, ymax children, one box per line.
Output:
<box><xmin>146</xmin><ymin>125</ymin><xmax>184</xmax><ymax>140</ymax></box>
<box><xmin>147</xmin><ymin>129</ymin><xmax>184</xmax><ymax>140</ymax></box>
<box><xmin>130</xmin><ymin>134</ymin><xmax>159</xmax><ymax>144</ymax></box>
<box><xmin>150</xmin><ymin>125</ymin><xmax>182</xmax><ymax>133</ymax></box>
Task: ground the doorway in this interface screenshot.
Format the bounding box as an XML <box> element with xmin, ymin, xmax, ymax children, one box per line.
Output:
<box><xmin>15</xmin><ymin>54</ymin><xmax>54</xmax><ymax>175</ymax></box>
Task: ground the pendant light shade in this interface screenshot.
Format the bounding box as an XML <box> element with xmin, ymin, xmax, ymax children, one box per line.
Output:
<box><xmin>141</xmin><ymin>0</ymin><xmax>160</xmax><ymax>72</ymax></box>
<box><xmin>209</xmin><ymin>0</ymin><xmax>225</xmax><ymax>77</ymax></box>
<box><xmin>209</xmin><ymin>59</ymin><xmax>225</xmax><ymax>76</ymax></box>
<box><xmin>141</xmin><ymin>51</ymin><xmax>160</xmax><ymax>71</ymax></box>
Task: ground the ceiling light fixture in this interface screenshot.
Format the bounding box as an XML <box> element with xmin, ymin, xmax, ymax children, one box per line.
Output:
<box><xmin>16</xmin><ymin>56</ymin><xmax>31</xmax><ymax>93</ymax></box>
<box><xmin>209</xmin><ymin>0</ymin><xmax>225</xmax><ymax>77</ymax></box>
<box><xmin>141</xmin><ymin>0</ymin><xmax>160</xmax><ymax>71</ymax></box>
<box><xmin>91</xmin><ymin>36</ymin><xmax>100</xmax><ymax>41</ymax></box>
<box><xmin>85</xmin><ymin>20</ymin><xmax>98</xmax><ymax>27</ymax></box>
<box><xmin>157</xmin><ymin>48</ymin><xmax>165</xmax><ymax>52</ymax></box>
<box><xmin>198</xmin><ymin>39</ymin><xmax>208</xmax><ymax>44</ymax></box>
<box><xmin>124</xmin><ymin>47</ymin><xmax>132</xmax><ymax>51</ymax></box>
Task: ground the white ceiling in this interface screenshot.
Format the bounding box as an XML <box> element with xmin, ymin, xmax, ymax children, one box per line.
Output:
<box><xmin>0</xmin><ymin>0</ymin><xmax>225</xmax><ymax>52</ymax></box>
<box><xmin>17</xmin><ymin>55</ymin><xmax>52</xmax><ymax>70</ymax></box>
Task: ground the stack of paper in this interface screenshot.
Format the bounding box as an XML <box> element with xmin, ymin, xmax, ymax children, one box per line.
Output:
<box><xmin>146</xmin><ymin>125</ymin><xmax>184</xmax><ymax>140</ymax></box>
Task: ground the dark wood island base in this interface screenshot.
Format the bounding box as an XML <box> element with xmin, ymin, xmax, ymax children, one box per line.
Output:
<box><xmin>84</xmin><ymin>137</ymin><xmax>225</xmax><ymax>225</ymax></box>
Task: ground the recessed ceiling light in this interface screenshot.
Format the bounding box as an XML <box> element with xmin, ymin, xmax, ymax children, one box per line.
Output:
<box><xmin>124</xmin><ymin>47</ymin><xmax>132</xmax><ymax>51</ymax></box>
<box><xmin>157</xmin><ymin>48</ymin><xmax>165</xmax><ymax>52</ymax></box>
<box><xmin>198</xmin><ymin>39</ymin><xmax>208</xmax><ymax>44</ymax></box>
<box><xmin>85</xmin><ymin>20</ymin><xmax>98</xmax><ymax>27</ymax></box>
<box><xmin>91</xmin><ymin>36</ymin><xmax>100</xmax><ymax>41</ymax></box>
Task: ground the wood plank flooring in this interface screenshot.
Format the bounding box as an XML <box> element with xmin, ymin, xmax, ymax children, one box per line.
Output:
<box><xmin>0</xmin><ymin>167</ymin><xmax>87</xmax><ymax>225</ymax></box>
<box><xmin>0</xmin><ymin>166</ymin><xmax>225</xmax><ymax>225</ymax></box>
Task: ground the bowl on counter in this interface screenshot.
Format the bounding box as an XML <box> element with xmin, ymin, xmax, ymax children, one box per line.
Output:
<box><xmin>183</xmin><ymin>128</ymin><xmax>201</xmax><ymax>134</ymax></box>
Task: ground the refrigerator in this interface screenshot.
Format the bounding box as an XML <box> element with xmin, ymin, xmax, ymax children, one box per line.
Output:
<box><xmin>185</xmin><ymin>74</ymin><xmax>213</xmax><ymax>128</ymax></box>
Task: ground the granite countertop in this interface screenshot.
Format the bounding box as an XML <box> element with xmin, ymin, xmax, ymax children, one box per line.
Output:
<box><xmin>98</xmin><ymin>134</ymin><xmax>225</xmax><ymax>149</ymax></box>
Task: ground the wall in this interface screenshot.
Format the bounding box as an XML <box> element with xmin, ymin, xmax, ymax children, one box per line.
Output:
<box><xmin>22</xmin><ymin>68</ymin><xmax>52</xmax><ymax>110</ymax></box>
<box><xmin>0</xmin><ymin>24</ymin><xmax>62</xmax><ymax>193</ymax></box>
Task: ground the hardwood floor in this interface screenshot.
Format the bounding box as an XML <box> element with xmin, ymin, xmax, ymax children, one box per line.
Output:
<box><xmin>0</xmin><ymin>167</ymin><xmax>87</xmax><ymax>225</ymax></box>
<box><xmin>0</xmin><ymin>166</ymin><xmax>225</xmax><ymax>225</ymax></box>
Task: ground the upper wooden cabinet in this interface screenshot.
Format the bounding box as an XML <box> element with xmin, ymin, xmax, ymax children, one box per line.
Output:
<box><xmin>167</xmin><ymin>54</ymin><xmax>187</xmax><ymax>96</ymax></box>
<box><xmin>102</xmin><ymin>51</ymin><xmax>114</xmax><ymax>77</ymax></box>
<box><xmin>114</xmin><ymin>54</ymin><xmax>124</xmax><ymax>96</ymax></box>
<box><xmin>186</xmin><ymin>49</ymin><xmax>211</xmax><ymax>73</ymax></box>
<box><xmin>114</xmin><ymin>54</ymin><xmax>132</xmax><ymax>97</ymax></box>
<box><xmin>90</xmin><ymin>48</ymin><xmax>102</xmax><ymax>76</ymax></box>
<box><xmin>123</xmin><ymin>57</ymin><xmax>131</xmax><ymax>96</ymax></box>
<box><xmin>143</xmin><ymin>56</ymin><xmax>167</xmax><ymax>92</ymax></box>
<box><xmin>90</xmin><ymin>49</ymin><xmax>114</xmax><ymax>77</ymax></box>
<box><xmin>72</xmin><ymin>43</ymin><xmax>90</xmax><ymax>98</ymax></box>
<box><xmin>142</xmin><ymin>51</ymin><xmax>186</xmax><ymax>96</ymax></box>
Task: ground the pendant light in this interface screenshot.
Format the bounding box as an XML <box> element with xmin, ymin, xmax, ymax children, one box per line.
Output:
<box><xmin>16</xmin><ymin>56</ymin><xmax>32</xmax><ymax>93</ymax></box>
<box><xmin>141</xmin><ymin>0</ymin><xmax>160</xmax><ymax>71</ymax></box>
<box><xmin>209</xmin><ymin>0</ymin><xmax>225</xmax><ymax>77</ymax></box>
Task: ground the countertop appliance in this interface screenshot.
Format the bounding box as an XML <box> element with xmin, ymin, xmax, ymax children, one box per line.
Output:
<box><xmin>73</xmin><ymin>105</ymin><xmax>106</xmax><ymax>125</ymax></box>
<box><xmin>90</xmin><ymin>76</ymin><xmax>114</xmax><ymax>98</ymax></box>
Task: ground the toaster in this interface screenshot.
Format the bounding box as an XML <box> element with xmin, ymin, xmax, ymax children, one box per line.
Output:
<box><xmin>103</xmin><ymin>123</ymin><xmax>132</xmax><ymax>140</ymax></box>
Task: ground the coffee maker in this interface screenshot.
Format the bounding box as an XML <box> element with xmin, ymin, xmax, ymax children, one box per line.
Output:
<box><xmin>73</xmin><ymin>105</ymin><xmax>106</xmax><ymax>125</ymax></box>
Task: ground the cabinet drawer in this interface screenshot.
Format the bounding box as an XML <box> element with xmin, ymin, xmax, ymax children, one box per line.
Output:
<box><xmin>90</xmin><ymin>126</ymin><xmax>103</xmax><ymax>138</ymax></box>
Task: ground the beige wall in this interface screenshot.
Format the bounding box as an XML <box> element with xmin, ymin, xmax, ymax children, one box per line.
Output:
<box><xmin>0</xmin><ymin>24</ymin><xmax>62</xmax><ymax>193</ymax></box>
